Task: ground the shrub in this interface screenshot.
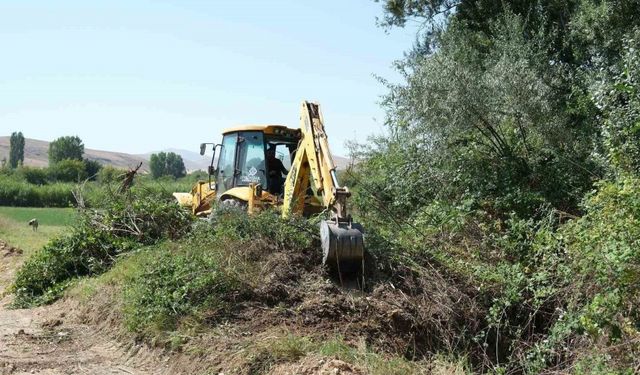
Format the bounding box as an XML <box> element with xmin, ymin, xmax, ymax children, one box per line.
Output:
<box><xmin>13</xmin><ymin>189</ymin><xmax>193</xmax><ymax>307</ymax></box>
<box><xmin>0</xmin><ymin>178</ymin><xmax>75</xmax><ymax>207</ymax></box>
<box><xmin>566</xmin><ymin>177</ymin><xmax>640</xmax><ymax>341</ymax></box>
<box><xmin>49</xmin><ymin>159</ymin><xmax>87</xmax><ymax>182</ymax></box>
<box><xmin>122</xmin><ymin>241</ymin><xmax>244</xmax><ymax>335</ymax></box>
<box><xmin>83</xmin><ymin>159</ymin><xmax>103</xmax><ymax>180</ymax></box>
<box><xmin>97</xmin><ymin>166</ymin><xmax>125</xmax><ymax>184</ymax></box>
<box><xmin>517</xmin><ymin>177</ymin><xmax>640</xmax><ymax>373</ymax></box>
<box><xmin>17</xmin><ymin>166</ymin><xmax>49</xmax><ymax>185</ymax></box>
<box><xmin>121</xmin><ymin>209</ymin><xmax>315</xmax><ymax>339</ymax></box>
<box><xmin>13</xmin><ymin>224</ymin><xmax>136</xmax><ymax>306</ymax></box>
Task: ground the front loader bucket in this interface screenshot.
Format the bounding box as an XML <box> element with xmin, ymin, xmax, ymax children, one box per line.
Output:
<box><xmin>320</xmin><ymin>220</ymin><xmax>364</xmax><ymax>269</ymax></box>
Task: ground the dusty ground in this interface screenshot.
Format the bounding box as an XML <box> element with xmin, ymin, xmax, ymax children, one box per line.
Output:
<box><xmin>0</xmin><ymin>240</ymin><xmax>164</xmax><ymax>375</ymax></box>
<box><xmin>0</xmin><ymin>240</ymin><xmax>373</xmax><ymax>375</ymax></box>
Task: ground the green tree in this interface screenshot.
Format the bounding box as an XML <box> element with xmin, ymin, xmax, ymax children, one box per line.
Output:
<box><xmin>48</xmin><ymin>136</ymin><xmax>84</xmax><ymax>165</ymax></box>
<box><xmin>83</xmin><ymin>159</ymin><xmax>103</xmax><ymax>181</ymax></box>
<box><xmin>149</xmin><ymin>152</ymin><xmax>186</xmax><ymax>179</ymax></box>
<box><xmin>368</xmin><ymin>0</ymin><xmax>640</xmax><ymax>216</ymax></box>
<box><xmin>165</xmin><ymin>152</ymin><xmax>186</xmax><ymax>178</ymax></box>
<box><xmin>9</xmin><ymin>131</ymin><xmax>25</xmax><ymax>169</ymax></box>
<box><xmin>149</xmin><ymin>152</ymin><xmax>167</xmax><ymax>179</ymax></box>
<box><xmin>49</xmin><ymin>159</ymin><xmax>88</xmax><ymax>182</ymax></box>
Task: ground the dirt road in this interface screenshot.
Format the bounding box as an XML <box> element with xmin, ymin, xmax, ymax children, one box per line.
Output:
<box><xmin>0</xmin><ymin>241</ymin><xmax>163</xmax><ymax>375</ymax></box>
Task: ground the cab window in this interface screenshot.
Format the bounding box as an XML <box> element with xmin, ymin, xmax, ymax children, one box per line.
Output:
<box><xmin>216</xmin><ymin>133</ymin><xmax>237</xmax><ymax>195</ymax></box>
<box><xmin>237</xmin><ymin>131</ymin><xmax>267</xmax><ymax>188</ymax></box>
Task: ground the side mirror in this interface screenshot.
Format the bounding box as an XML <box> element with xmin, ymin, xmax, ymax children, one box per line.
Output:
<box><xmin>199</xmin><ymin>143</ymin><xmax>207</xmax><ymax>156</ymax></box>
<box><xmin>208</xmin><ymin>144</ymin><xmax>222</xmax><ymax>177</ymax></box>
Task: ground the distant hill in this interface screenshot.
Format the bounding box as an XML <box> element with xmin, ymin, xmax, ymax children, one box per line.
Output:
<box><xmin>143</xmin><ymin>148</ymin><xmax>354</xmax><ymax>171</ymax></box>
<box><xmin>0</xmin><ymin>137</ymin><xmax>353</xmax><ymax>173</ymax></box>
<box><xmin>0</xmin><ymin>137</ymin><xmax>149</xmax><ymax>171</ymax></box>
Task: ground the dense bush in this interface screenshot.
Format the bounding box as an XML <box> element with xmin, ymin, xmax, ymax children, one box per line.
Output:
<box><xmin>564</xmin><ymin>177</ymin><xmax>640</xmax><ymax>349</ymax></box>
<box><xmin>594</xmin><ymin>31</ymin><xmax>640</xmax><ymax>176</ymax></box>
<box><xmin>13</xmin><ymin>189</ymin><xmax>193</xmax><ymax>307</ymax></box>
<box><xmin>83</xmin><ymin>159</ymin><xmax>103</xmax><ymax>180</ymax></box>
<box><xmin>13</xmin><ymin>225</ymin><xmax>137</xmax><ymax>306</ymax></box>
<box><xmin>122</xmin><ymin>240</ymin><xmax>244</xmax><ymax>336</ymax></box>
<box><xmin>49</xmin><ymin>159</ymin><xmax>88</xmax><ymax>182</ymax></box>
<box><xmin>97</xmin><ymin>165</ymin><xmax>126</xmax><ymax>184</ymax></box>
<box><xmin>0</xmin><ymin>178</ymin><xmax>75</xmax><ymax>207</ymax></box>
<box><xmin>346</xmin><ymin>1</ymin><xmax>640</xmax><ymax>372</ymax></box>
<box><xmin>17</xmin><ymin>166</ymin><xmax>49</xmax><ymax>185</ymax></box>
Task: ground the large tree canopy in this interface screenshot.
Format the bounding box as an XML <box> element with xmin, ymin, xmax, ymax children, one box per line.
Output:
<box><xmin>149</xmin><ymin>152</ymin><xmax>186</xmax><ymax>179</ymax></box>
<box><xmin>367</xmin><ymin>0</ymin><xmax>640</xmax><ymax>217</ymax></box>
<box><xmin>48</xmin><ymin>136</ymin><xmax>84</xmax><ymax>165</ymax></box>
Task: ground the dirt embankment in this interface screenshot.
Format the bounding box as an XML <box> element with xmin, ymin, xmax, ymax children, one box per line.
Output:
<box><xmin>1</xmin><ymin>234</ymin><xmax>477</xmax><ymax>374</ymax></box>
<box><xmin>77</xmin><ymin>239</ymin><xmax>479</xmax><ymax>373</ymax></box>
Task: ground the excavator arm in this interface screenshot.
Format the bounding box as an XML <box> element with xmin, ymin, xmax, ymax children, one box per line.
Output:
<box><xmin>282</xmin><ymin>102</ymin><xmax>365</xmax><ymax>270</ymax></box>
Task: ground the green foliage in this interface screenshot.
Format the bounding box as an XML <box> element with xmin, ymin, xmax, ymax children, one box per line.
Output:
<box><xmin>121</xmin><ymin>209</ymin><xmax>313</xmax><ymax>339</ymax></box>
<box><xmin>13</xmin><ymin>224</ymin><xmax>136</xmax><ymax>307</ymax></box>
<box><xmin>48</xmin><ymin>159</ymin><xmax>88</xmax><ymax>182</ymax></box>
<box><xmin>83</xmin><ymin>158</ymin><xmax>103</xmax><ymax>180</ymax></box>
<box><xmin>16</xmin><ymin>166</ymin><xmax>49</xmax><ymax>185</ymax></box>
<box><xmin>48</xmin><ymin>135</ymin><xmax>84</xmax><ymax>165</ymax></box>
<box><xmin>122</xmin><ymin>241</ymin><xmax>243</xmax><ymax>335</ymax></box>
<box><xmin>371</xmin><ymin>11</ymin><xmax>598</xmax><ymax>217</ymax></box>
<box><xmin>208</xmin><ymin>207</ymin><xmax>314</xmax><ymax>250</ymax></box>
<box><xmin>97</xmin><ymin>165</ymin><xmax>125</xmax><ymax>184</ymax></box>
<box><xmin>594</xmin><ymin>31</ymin><xmax>640</xmax><ymax>176</ymax></box>
<box><xmin>9</xmin><ymin>131</ymin><xmax>25</xmax><ymax>169</ymax></box>
<box><xmin>566</xmin><ymin>177</ymin><xmax>640</xmax><ymax>341</ymax></box>
<box><xmin>350</xmin><ymin>2</ymin><xmax>640</xmax><ymax>371</ymax></box>
<box><xmin>13</xmin><ymin>189</ymin><xmax>193</xmax><ymax>307</ymax></box>
<box><xmin>0</xmin><ymin>177</ymin><xmax>76</xmax><ymax>207</ymax></box>
<box><xmin>149</xmin><ymin>151</ymin><xmax>186</xmax><ymax>179</ymax></box>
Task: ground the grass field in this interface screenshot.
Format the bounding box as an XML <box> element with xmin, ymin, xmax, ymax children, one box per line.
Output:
<box><xmin>0</xmin><ymin>207</ymin><xmax>74</xmax><ymax>254</ymax></box>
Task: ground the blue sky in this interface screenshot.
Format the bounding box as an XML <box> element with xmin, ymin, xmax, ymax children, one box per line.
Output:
<box><xmin>0</xmin><ymin>0</ymin><xmax>417</xmax><ymax>156</ymax></box>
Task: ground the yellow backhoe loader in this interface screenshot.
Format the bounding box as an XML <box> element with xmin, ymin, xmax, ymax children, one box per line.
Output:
<box><xmin>174</xmin><ymin>101</ymin><xmax>364</xmax><ymax>272</ymax></box>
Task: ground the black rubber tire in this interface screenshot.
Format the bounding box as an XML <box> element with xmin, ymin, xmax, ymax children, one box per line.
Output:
<box><xmin>209</xmin><ymin>198</ymin><xmax>248</xmax><ymax>224</ymax></box>
<box><xmin>219</xmin><ymin>198</ymin><xmax>247</xmax><ymax>211</ymax></box>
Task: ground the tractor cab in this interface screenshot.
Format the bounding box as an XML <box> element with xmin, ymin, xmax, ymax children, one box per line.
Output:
<box><xmin>209</xmin><ymin>125</ymin><xmax>301</xmax><ymax>197</ymax></box>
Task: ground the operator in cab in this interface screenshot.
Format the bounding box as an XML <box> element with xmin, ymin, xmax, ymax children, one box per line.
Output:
<box><xmin>266</xmin><ymin>145</ymin><xmax>288</xmax><ymax>195</ymax></box>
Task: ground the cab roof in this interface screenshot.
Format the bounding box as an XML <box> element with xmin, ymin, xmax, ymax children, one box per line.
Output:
<box><xmin>222</xmin><ymin>124</ymin><xmax>300</xmax><ymax>137</ymax></box>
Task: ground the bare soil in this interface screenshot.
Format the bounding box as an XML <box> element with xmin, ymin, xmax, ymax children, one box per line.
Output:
<box><xmin>0</xmin><ymin>240</ymin><xmax>164</xmax><ymax>375</ymax></box>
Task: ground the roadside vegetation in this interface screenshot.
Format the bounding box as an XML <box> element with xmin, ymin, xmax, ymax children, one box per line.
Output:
<box><xmin>342</xmin><ymin>0</ymin><xmax>640</xmax><ymax>373</ymax></box>
<box><xmin>0</xmin><ymin>163</ymin><xmax>204</xmax><ymax>207</ymax></box>
<box><xmin>11</xmin><ymin>187</ymin><xmax>192</xmax><ymax>307</ymax></box>
<box><xmin>1</xmin><ymin>133</ymin><xmax>197</xmax><ymax>207</ymax></box>
<box><xmin>4</xmin><ymin>0</ymin><xmax>640</xmax><ymax>373</ymax></box>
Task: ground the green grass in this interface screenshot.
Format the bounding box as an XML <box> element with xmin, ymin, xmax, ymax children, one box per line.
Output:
<box><xmin>0</xmin><ymin>207</ymin><xmax>73</xmax><ymax>254</ymax></box>
<box><xmin>0</xmin><ymin>206</ymin><xmax>76</xmax><ymax>226</ymax></box>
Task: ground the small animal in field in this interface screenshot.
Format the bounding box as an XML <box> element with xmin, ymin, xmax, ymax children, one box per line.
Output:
<box><xmin>28</xmin><ymin>218</ymin><xmax>39</xmax><ymax>232</ymax></box>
